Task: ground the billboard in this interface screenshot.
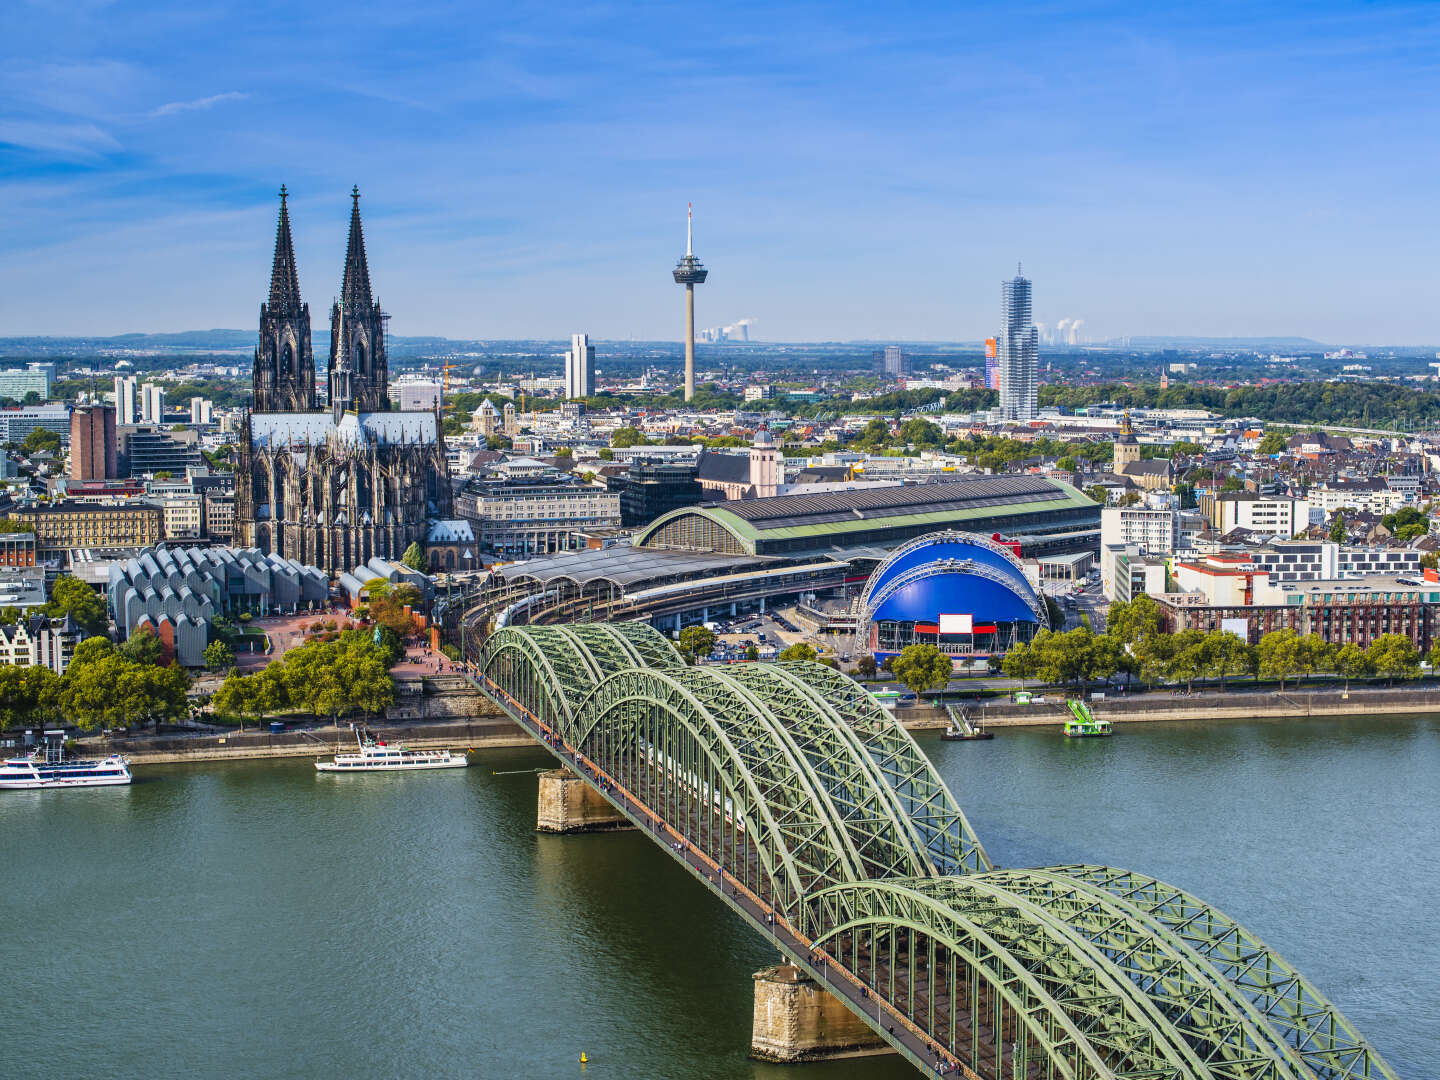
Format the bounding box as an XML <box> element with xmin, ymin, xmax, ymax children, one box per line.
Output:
<box><xmin>939</xmin><ymin>613</ymin><xmax>973</xmax><ymax>635</ymax></box>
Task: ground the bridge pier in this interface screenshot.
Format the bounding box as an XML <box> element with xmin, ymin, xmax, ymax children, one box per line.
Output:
<box><xmin>536</xmin><ymin>769</ymin><xmax>633</xmax><ymax>833</ymax></box>
<box><xmin>750</xmin><ymin>964</ymin><xmax>891</xmax><ymax>1063</ymax></box>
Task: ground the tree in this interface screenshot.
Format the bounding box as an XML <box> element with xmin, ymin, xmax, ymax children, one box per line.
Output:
<box><xmin>1329</xmin><ymin>514</ymin><xmax>1346</xmax><ymax>543</ymax></box>
<box><xmin>69</xmin><ymin>635</ymin><xmax>116</xmax><ymax>669</ymax></box>
<box><xmin>744</xmin><ymin>643</ymin><xmax>759</xmax><ymax>662</ymax></box>
<box><xmin>45</xmin><ymin>575</ymin><xmax>108</xmax><ymax>637</ymax></box>
<box><xmin>213</xmin><ymin>670</ymin><xmax>261</xmax><ymax>731</ymax></box>
<box><xmin>676</xmin><ymin>625</ymin><xmax>717</xmax><ymax>666</ymax></box>
<box><xmin>889</xmin><ymin>643</ymin><xmax>954</xmax><ymax>700</ymax></box>
<box><xmin>1257</xmin><ymin>629</ymin><xmax>1303</xmax><ymax>691</ymax></box>
<box><xmin>60</xmin><ymin>653</ymin><xmax>190</xmax><ymax>730</ymax></box>
<box><xmin>22</xmin><ymin>427</ymin><xmax>62</xmax><ymax>455</ymax></box>
<box><xmin>1257</xmin><ymin>431</ymin><xmax>1287</xmax><ymax>454</ymax></box>
<box><xmin>597</xmin><ymin>448</ymin><xmax>614</xmax><ymax>461</ymax></box>
<box><xmin>1084</xmin><ymin>485</ymin><xmax>1110</xmax><ymax>505</ymax></box>
<box><xmin>778</xmin><ymin>642</ymin><xmax>818</xmax><ymax>663</ymax></box>
<box><xmin>401</xmin><ymin>541</ymin><xmax>428</xmax><ymax>573</ymax></box>
<box><xmin>1334</xmin><ymin>643</ymin><xmax>1372</xmax><ymax>691</ymax></box>
<box><xmin>119</xmin><ymin>624</ymin><xmax>168</xmax><ymax>666</ymax></box>
<box><xmin>1001</xmin><ymin>640</ymin><xmax>1036</xmax><ymax>687</ymax></box>
<box><xmin>854</xmin><ymin>654</ymin><xmax>877</xmax><ymax>679</ymax></box>
<box><xmin>203</xmin><ymin>640</ymin><xmax>236</xmax><ymax>669</ymax></box>
<box><xmin>0</xmin><ymin>665</ymin><xmax>61</xmax><ymax>730</ymax></box>
<box><xmin>1421</xmin><ymin>552</ymin><xmax>1438</xmax><ymax>571</ymax></box>
<box><xmin>1206</xmin><ymin>631</ymin><xmax>1254</xmax><ymax>690</ymax></box>
<box><xmin>1366</xmin><ymin>634</ymin><xmax>1420</xmax><ymax>685</ymax></box>
<box><xmin>1044</xmin><ymin>596</ymin><xmax>1065</xmax><ymax>629</ymax></box>
<box><xmin>1164</xmin><ymin>630</ymin><xmax>1211</xmax><ymax>693</ymax></box>
<box><xmin>610</xmin><ymin>426</ymin><xmax>647</xmax><ymax>448</ymax></box>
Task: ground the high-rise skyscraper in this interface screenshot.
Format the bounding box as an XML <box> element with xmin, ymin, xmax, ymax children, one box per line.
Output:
<box><xmin>672</xmin><ymin>203</ymin><xmax>708</xmax><ymax>402</ymax></box>
<box><xmin>998</xmin><ymin>267</ymin><xmax>1038</xmax><ymax>422</ymax></box>
<box><xmin>565</xmin><ymin>333</ymin><xmax>595</xmax><ymax>399</ymax></box>
<box><xmin>70</xmin><ymin>404</ymin><xmax>117</xmax><ymax>482</ymax></box>
<box><xmin>883</xmin><ymin>345</ymin><xmax>905</xmax><ymax>378</ymax></box>
<box><xmin>141</xmin><ymin>383</ymin><xmax>166</xmax><ymax>424</ymax></box>
<box><xmin>114</xmin><ymin>375</ymin><xmax>138</xmax><ymax>425</ymax></box>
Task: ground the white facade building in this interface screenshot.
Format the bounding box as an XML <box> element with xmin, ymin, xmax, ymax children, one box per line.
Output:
<box><xmin>1210</xmin><ymin>494</ymin><xmax>1311</xmax><ymax>536</ymax></box>
<box><xmin>113</xmin><ymin>375</ymin><xmax>138</xmax><ymax>426</ymax></box>
<box><xmin>998</xmin><ymin>272</ymin><xmax>1038</xmax><ymax>422</ymax></box>
<box><xmin>141</xmin><ymin>382</ymin><xmax>165</xmax><ymax>424</ymax></box>
<box><xmin>1100</xmin><ymin>506</ymin><xmax>1178</xmax><ymax>555</ymax></box>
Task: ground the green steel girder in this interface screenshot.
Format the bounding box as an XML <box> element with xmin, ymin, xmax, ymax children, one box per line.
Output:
<box><xmin>472</xmin><ymin>623</ymin><xmax>1400</xmax><ymax>1080</ymax></box>
<box><xmin>570</xmin><ymin>667</ymin><xmax>848</xmax><ymax>916</ymax></box>
<box><xmin>721</xmin><ymin>663</ymin><xmax>936</xmax><ymax>882</ymax></box>
<box><xmin>808</xmin><ymin>878</ymin><xmax>1189</xmax><ymax>1080</ymax></box>
<box><xmin>1050</xmin><ymin>866</ymin><xmax>1400</xmax><ymax>1080</ymax></box>
<box><xmin>980</xmin><ymin>870</ymin><xmax>1310</xmax><ymax>1080</ymax></box>
<box><xmin>779</xmin><ymin>661</ymin><xmax>992</xmax><ymax>875</ymax></box>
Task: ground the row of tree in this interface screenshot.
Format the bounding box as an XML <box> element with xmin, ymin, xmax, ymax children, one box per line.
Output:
<box><xmin>1002</xmin><ymin>596</ymin><xmax>1431</xmax><ymax>693</ymax></box>
<box><xmin>212</xmin><ymin>628</ymin><xmax>398</xmax><ymax>729</ymax></box>
<box><xmin>0</xmin><ymin>631</ymin><xmax>191</xmax><ymax>731</ymax></box>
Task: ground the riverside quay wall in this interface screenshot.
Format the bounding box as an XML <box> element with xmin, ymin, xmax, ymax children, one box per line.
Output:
<box><xmin>899</xmin><ymin>684</ymin><xmax>1440</xmax><ymax>727</ymax></box>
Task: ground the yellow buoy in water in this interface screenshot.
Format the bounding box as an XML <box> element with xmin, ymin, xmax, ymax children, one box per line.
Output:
<box><xmin>579</xmin><ymin>1051</ymin><xmax>588</xmax><ymax>1063</ymax></box>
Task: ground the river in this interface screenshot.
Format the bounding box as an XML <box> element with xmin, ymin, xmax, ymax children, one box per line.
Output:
<box><xmin>4</xmin><ymin>713</ymin><xmax>1435</xmax><ymax>1078</ymax></box>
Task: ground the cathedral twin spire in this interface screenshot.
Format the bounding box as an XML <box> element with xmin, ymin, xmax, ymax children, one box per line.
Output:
<box><xmin>254</xmin><ymin>186</ymin><xmax>387</xmax><ymax>416</ymax></box>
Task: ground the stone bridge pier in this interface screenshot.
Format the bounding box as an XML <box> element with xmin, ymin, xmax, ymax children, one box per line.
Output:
<box><xmin>750</xmin><ymin>964</ymin><xmax>891</xmax><ymax>1063</ymax></box>
<box><xmin>535</xmin><ymin>769</ymin><xmax>632</xmax><ymax>833</ymax></box>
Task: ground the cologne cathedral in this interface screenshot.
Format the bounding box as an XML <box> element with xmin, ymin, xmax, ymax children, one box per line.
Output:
<box><xmin>236</xmin><ymin>187</ymin><xmax>451</xmax><ymax>574</ymax></box>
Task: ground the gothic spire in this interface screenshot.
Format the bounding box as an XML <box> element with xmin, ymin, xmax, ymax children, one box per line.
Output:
<box><xmin>340</xmin><ymin>185</ymin><xmax>374</xmax><ymax>311</ymax></box>
<box><xmin>268</xmin><ymin>185</ymin><xmax>302</xmax><ymax>313</ymax></box>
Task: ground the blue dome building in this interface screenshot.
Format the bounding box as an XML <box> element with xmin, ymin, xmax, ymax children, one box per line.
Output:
<box><xmin>858</xmin><ymin>531</ymin><xmax>1049</xmax><ymax>659</ymax></box>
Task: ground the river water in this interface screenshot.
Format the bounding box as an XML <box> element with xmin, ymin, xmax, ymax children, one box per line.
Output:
<box><xmin>5</xmin><ymin>714</ymin><xmax>1435</xmax><ymax>1079</ymax></box>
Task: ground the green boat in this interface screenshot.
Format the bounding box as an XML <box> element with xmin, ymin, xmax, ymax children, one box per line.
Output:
<box><xmin>1064</xmin><ymin>699</ymin><xmax>1112</xmax><ymax>738</ymax></box>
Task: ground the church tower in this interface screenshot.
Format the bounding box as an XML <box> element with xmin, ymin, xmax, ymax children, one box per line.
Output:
<box><xmin>253</xmin><ymin>186</ymin><xmax>315</xmax><ymax>413</ymax></box>
<box><xmin>328</xmin><ymin>187</ymin><xmax>389</xmax><ymax>416</ymax></box>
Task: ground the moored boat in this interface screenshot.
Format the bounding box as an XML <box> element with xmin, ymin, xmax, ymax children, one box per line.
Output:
<box><xmin>0</xmin><ymin>734</ymin><xmax>132</xmax><ymax>789</ymax></box>
<box><xmin>316</xmin><ymin>727</ymin><xmax>468</xmax><ymax>773</ymax></box>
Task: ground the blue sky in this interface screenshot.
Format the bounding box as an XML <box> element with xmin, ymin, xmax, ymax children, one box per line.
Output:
<box><xmin>1</xmin><ymin>1</ymin><xmax>1438</xmax><ymax>343</ymax></box>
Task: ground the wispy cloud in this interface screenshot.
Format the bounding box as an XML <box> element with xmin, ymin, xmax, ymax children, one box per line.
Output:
<box><xmin>0</xmin><ymin>119</ymin><xmax>120</xmax><ymax>157</ymax></box>
<box><xmin>150</xmin><ymin>91</ymin><xmax>248</xmax><ymax>118</ymax></box>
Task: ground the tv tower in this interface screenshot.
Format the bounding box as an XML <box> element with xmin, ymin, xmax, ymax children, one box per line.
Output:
<box><xmin>672</xmin><ymin>202</ymin><xmax>708</xmax><ymax>401</ymax></box>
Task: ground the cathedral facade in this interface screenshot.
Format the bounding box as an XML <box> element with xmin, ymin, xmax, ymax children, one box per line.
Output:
<box><xmin>236</xmin><ymin>188</ymin><xmax>451</xmax><ymax>574</ymax></box>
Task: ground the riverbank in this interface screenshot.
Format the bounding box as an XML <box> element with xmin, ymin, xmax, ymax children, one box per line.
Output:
<box><xmin>79</xmin><ymin>718</ymin><xmax>533</xmax><ymax>764</ymax></box>
<box><xmin>900</xmin><ymin>683</ymin><xmax>1440</xmax><ymax>727</ymax></box>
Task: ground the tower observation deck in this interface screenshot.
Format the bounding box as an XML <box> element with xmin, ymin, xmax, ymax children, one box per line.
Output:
<box><xmin>672</xmin><ymin>203</ymin><xmax>708</xmax><ymax>402</ymax></box>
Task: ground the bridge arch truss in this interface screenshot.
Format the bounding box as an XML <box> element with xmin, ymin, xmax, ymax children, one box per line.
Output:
<box><xmin>472</xmin><ymin>622</ymin><xmax>1399</xmax><ymax>1080</ymax></box>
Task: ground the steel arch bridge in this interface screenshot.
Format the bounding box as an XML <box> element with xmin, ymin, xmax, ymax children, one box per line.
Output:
<box><xmin>470</xmin><ymin>621</ymin><xmax>1399</xmax><ymax>1080</ymax></box>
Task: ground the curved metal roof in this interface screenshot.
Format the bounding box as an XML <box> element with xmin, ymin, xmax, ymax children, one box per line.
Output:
<box><xmin>859</xmin><ymin>531</ymin><xmax>1048</xmax><ymax>627</ymax></box>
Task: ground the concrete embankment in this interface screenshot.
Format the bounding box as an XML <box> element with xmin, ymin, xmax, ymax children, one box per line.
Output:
<box><xmin>898</xmin><ymin>685</ymin><xmax>1440</xmax><ymax>729</ymax></box>
<box><xmin>87</xmin><ymin>718</ymin><xmax>532</xmax><ymax>764</ymax></box>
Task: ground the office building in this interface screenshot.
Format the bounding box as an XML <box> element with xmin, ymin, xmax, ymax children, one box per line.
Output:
<box><xmin>998</xmin><ymin>268</ymin><xmax>1038</xmax><ymax>421</ymax></box>
<box><xmin>565</xmin><ymin>333</ymin><xmax>595</xmax><ymax>400</ymax></box>
<box><xmin>190</xmin><ymin>397</ymin><xmax>213</xmax><ymax>425</ymax></box>
<box><xmin>984</xmin><ymin>338</ymin><xmax>1000</xmax><ymax>390</ymax></box>
<box><xmin>0</xmin><ymin>530</ymin><xmax>37</xmax><ymax>567</ymax></box>
<box><xmin>1100</xmin><ymin>505</ymin><xmax>1178</xmax><ymax>555</ymax></box>
<box><xmin>0</xmin><ymin>405</ymin><xmax>70</xmax><ymax>444</ymax></box>
<box><xmin>117</xmin><ymin>426</ymin><xmax>203</xmax><ymax>477</ymax></box>
<box><xmin>6</xmin><ymin>499</ymin><xmax>163</xmax><ymax>560</ymax></box>
<box><xmin>456</xmin><ymin>471</ymin><xmax>621</xmax><ymax>556</ymax></box>
<box><xmin>114</xmin><ymin>375</ymin><xmax>138</xmax><ymax>425</ymax></box>
<box><xmin>70</xmin><ymin>404</ymin><xmax>118</xmax><ymax>482</ymax></box>
<box><xmin>1203</xmin><ymin>493</ymin><xmax>1311</xmax><ymax>536</ymax></box>
<box><xmin>141</xmin><ymin>383</ymin><xmax>166</xmax><ymax>424</ymax></box>
<box><xmin>607</xmin><ymin>458</ymin><xmax>704</xmax><ymax>527</ymax></box>
<box><xmin>397</xmin><ymin>382</ymin><xmax>442</xmax><ymax>411</ymax></box>
<box><xmin>883</xmin><ymin>345</ymin><xmax>905</xmax><ymax>378</ymax></box>
<box><xmin>0</xmin><ymin>363</ymin><xmax>53</xmax><ymax>402</ymax></box>
<box><xmin>672</xmin><ymin>203</ymin><xmax>708</xmax><ymax>401</ymax></box>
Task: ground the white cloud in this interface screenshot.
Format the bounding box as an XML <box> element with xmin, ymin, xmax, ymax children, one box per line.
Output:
<box><xmin>150</xmin><ymin>91</ymin><xmax>249</xmax><ymax>118</ymax></box>
<box><xmin>0</xmin><ymin>119</ymin><xmax>120</xmax><ymax>157</ymax></box>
